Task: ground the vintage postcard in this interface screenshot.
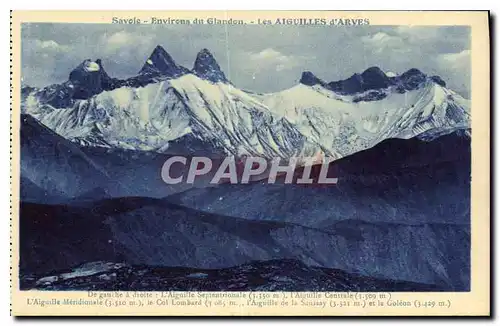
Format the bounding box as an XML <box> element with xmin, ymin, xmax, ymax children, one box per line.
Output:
<box><xmin>10</xmin><ymin>11</ymin><xmax>490</xmax><ymax>316</ymax></box>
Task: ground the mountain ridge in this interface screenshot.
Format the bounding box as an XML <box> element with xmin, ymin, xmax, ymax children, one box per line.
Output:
<box><xmin>23</xmin><ymin>45</ymin><xmax>456</xmax><ymax>106</ymax></box>
<box><xmin>19</xmin><ymin>197</ymin><xmax>469</xmax><ymax>289</ymax></box>
<box><xmin>192</xmin><ymin>48</ymin><xmax>229</xmax><ymax>83</ymax></box>
<box><xmin>22</xmin><ymin>77</ymin><xmax>470</xmax><ymax>160</ymax></box>
<box><xmin>21</xmin><ymin>45</ymin><xmax>470</xmax><ymax>160</ymax></box>
<box><xmin>301</xmin><ymin>66</ymin><xmax>448</xmax><ymax>99</ymax></box>
<box><xmin>139</xmin><ymin>45</ymin><xmax>190</xmax><ymax>77</ymax></box>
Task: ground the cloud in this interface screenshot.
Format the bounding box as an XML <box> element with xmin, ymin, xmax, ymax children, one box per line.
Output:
<box><xmin>438</xmin><ymin>50</ymin><xmax>471</xmax><ymax>67</ymax></box>
<box><xmin>100</xmin><ymin>31</ymin><xmax>154</xmax><ymax>54</ymax></box>
<box><xmin>435</xmin><ymin>50</ymin><xmax>471</xmax><ymax>96</ymax></box>
<box><xmin>247</xmin><ymin>48</ymin><xmax>302</xmax><ymax>72</ymax></box>
<box><xmin>360</xmin><ymin>32</ymin><xmax>409</xmax><ymax>54</ymax></box>
<box><xmin>395</xmin><ymin>26</ymin><xmax>439</xmax><ymax>40</ymax></box>
<box><xmin>360</xmin><ymin>27</ymin><xmax>448</xmax><ymax>56</ymax></box>
<box><xmin>33</xmin><ymin>39</ymin><xmax>71</xmax><ymax>53</ymax></box>
<box><xmin>106</xmin><ymin>31</ymin><xmax>132</xmax><ymax>47</ymax></box>
<box><xmin>250</xmin><ymin>48</ymin><xmax>284</xmax><ymax>61</ymax></box>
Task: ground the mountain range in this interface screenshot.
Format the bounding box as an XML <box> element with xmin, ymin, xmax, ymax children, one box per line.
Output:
<box><xmin>22</xmin><ymin>45</ymin><xmax>470</xmax><ymax>159</ymax></box>
<box><xmin>19</xmin><ymin>44</ymin><xmax>471</xmax><ymax>291</ymax></box>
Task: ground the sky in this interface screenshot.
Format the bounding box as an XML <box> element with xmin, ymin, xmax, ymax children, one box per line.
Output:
<box><xmin>21</xmin><ymin>23</ymin><xmax>471</xmax><ymax>97</ymax></box>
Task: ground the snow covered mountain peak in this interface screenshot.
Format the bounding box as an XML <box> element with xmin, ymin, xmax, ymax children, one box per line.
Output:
<box><xmin>139</xmin><ymin>45</ymin><xmax>190</xmax><ymax>77</ymax></box>
<box><xmin>193</xmin><ymin>48</ymin><xmax>229</xmax><ymax>83</ymax></box>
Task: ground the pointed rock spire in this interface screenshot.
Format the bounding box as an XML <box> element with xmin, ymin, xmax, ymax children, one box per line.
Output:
<box><xmin>68</xmin><ymin>59</ymin><xmax>111</xmax><ymax>99</ymax></box>
<box><xmin>192</xmin><ymin>48</ymin><xmax>228</xmax><ymax>83</ymax></box>
<box><xmin>299</xmin><ymin>71</ymin><xmax>326</xmax><ymax>87</ymax></box>
<box><xmin>139</xmin><ymin>45</ymin><xmax>189</xmax><ymax>77</ymax></box>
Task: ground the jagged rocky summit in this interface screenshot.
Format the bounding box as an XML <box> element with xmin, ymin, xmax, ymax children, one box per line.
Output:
<box><xmin>192</xmin><ymin>48</ymin><xmax>229</xmax><ymax>83</ymax></box>
<box><xmin>300</xmin><ymin>66</ymin><xmax>447</xmax><ymax>101</ymax></box>
<box><xmin>22</xmin><ymin>46</ymin><xmax>228</xmax><ymax>109</ymax></box>
<box><xmin>139</xmin><ymin>45</ymin><xmax>190</xmax><ymax>77</ymax></box>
